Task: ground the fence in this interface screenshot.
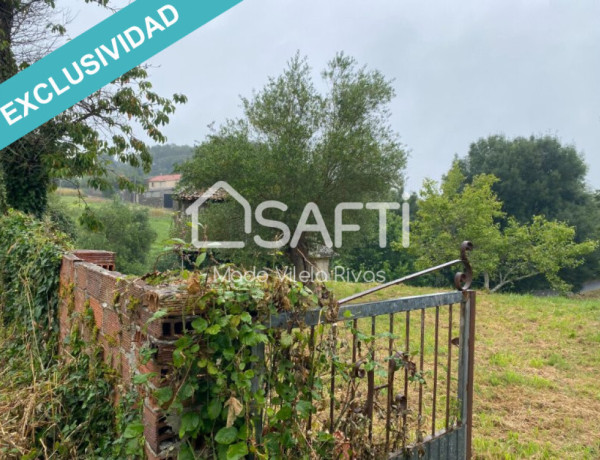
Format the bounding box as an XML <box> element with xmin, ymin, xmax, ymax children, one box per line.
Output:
<box><xmin>255</xmin><ymin>242</ymin><xmax>476</xmax><ymax>459</ymax></box>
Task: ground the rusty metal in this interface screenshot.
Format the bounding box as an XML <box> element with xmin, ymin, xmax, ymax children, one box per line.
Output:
<box><xmin>418</xmin><ymin>308</ymin><xmax>425</xmax><ymax>436</ymax></box>
<box><xmin>386</xmin><ymin>313</ymin><xmax>394</xmax><ymax>451</ymax></box>
<box><xmin>339</xmin><ymin>241</ymin><xmax>473</xmax><ymax>305</ymax></box>
<box><xmin>454</xmin><ymin>241</ymin><xmax>474</xmax><ymax>291</ymax></box>
<box><xmin>446</xmin><ymin>304</ymin><xmax>453</xmax><ymax>431</ymax></box>
<box><xmin>330</xmin><ymin>324</ymin><xmax>337</xmax><ymax>433</ymax></box>
<box><xmin>307</xmin><ymin>325</ymin><xmax>315</xmax><ymax>433</ymax></box>
<box><xmin>432</xmin><ymin>306</ymin><xmax>440</xmax><ymax>436</ymax></box>
<box><xmin>402</xmin><ymin>310</ymin><xmax>410</xmax><ymax>450</ymax></box>
<box><xmin>254</xmin><ymin>242</ymin><xmax>476</xmax><ymax>460</ymax></box>
<box><xmin>367</xmin><ymin>316</ymin><xmax>376</xmax><ymax>442</ymax></box>
<box><xmin>466</xmin><ymin>291</ymin><xmax>476</xmax><ymax>459</ymax></box>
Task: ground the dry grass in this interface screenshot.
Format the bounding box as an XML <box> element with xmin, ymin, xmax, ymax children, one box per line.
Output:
<box><xmin>327</xmin><ymin>282</ymin><xmax>600</xmax><ymax>459</ymax></box>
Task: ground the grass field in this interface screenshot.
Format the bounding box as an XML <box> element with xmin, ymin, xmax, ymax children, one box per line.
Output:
<box><xmin>327</xmin><ymin>282</ymin><xmax>600</xmax><ymax>459</ymax></box>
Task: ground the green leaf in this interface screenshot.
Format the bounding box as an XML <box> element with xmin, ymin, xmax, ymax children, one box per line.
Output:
<box><xmin>132</xmin><ymin>372</ymin><xmax>156</xmax><ymax>385</ymax></box>
<box><xmin>154</xmin><ymin>386</ymin><xmax>173</xmax><ymax>406</ymax></box>
<box><xmin>146</xmin><ymin>309</ymin><xmax>168</xmax><ymax>325</ymax></box>
<box><xmin>280</xmin><ymin>331</ymin><xmax>293</xmax><ymax>348</ymax></box>
<box><xmin>226</xmin><ymin>442</ymin><xmax>248</xmax><ymax>460</ymax></box>
<box><xmin>207</xmin><ymin>398</ymin><xmax>222</xmax><ymax>420</ymax></box>
<box><xmin>195</xmin><ymin>252</ymin><xmax>207</xmax><ymax>267</ymax></box>
<box><xmin>240</xmin><ymin>312</ymin><xmax>252</xmax><ymax>323</ymax></box>
<box><xmin>179</xmin><ymin>412</ymin><xmax>201</xmax><ymax>438</ymax></box>
<box><xmin>192</xmin><ymin>317</ymin><xmax>208</xmax><ymax>333</ymax></box>
<box><xmin>215</xmin><ymin>426</ymin><xmax>238</xmax><ymax>445</ymax></box>
<box><xmin>123</xmin><ymin>421</ymin><xmax>144</xmax><ymax>439</ymax></box>
<box><xmin>205</xmin><ymin>324</ymin><xmax>222</xmax><ymax>335</ymax></box>
<box><xmin>276</xmin><ymin>405</ymin><xmax>293</xmax><ymax>421</ymax></box>
<box><xmin>296</xmin><ymin>400</ymin><xmax>313</xmax><ymax>419</ymax></box>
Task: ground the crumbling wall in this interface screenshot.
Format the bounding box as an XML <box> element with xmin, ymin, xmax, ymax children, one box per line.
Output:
<box><xmin>58</xmin><ymin>250</ymin><xmax>190</xmax><ymax>460</ymax></box>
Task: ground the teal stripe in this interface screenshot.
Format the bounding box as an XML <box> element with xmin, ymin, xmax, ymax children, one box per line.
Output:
<box><xmin>0</xmin><ymin>0</ymin><xmax>243</xmax><ymax>150</ymax></box>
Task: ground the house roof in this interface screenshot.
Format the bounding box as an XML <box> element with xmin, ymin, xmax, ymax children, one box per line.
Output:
<box><xmin>148</xmin><ymin>174</ymin><xmax>181</xmax><ymax>183</ymax></box>
<box><xmin>176</xmin><ymin>188</ymin><xmax>228</xmax><ymax>202</ymax></box>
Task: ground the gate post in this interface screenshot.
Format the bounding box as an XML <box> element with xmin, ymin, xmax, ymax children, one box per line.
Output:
<box><xmin>465</xmin><ymin>291</ymin><xmax>476</xmax><ymax>459</ymax></box>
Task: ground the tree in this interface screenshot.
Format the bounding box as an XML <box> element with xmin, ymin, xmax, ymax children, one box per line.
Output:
<box><xmin>409</xmin><ymin>163</ymin><xmax>597</xmax><ymax>293</ymax></box>
<box><xmin>458</xmin><ymin>135</ymin><xmax>591</xmax><ymax>224</ymax></box>
<box><xmin>0</xmin><ymin>0</ymin><xmax>186</xmax><ymax>217</ymax></box>
<box><xmin>76</xmin><ymin>200</ymin><xmax>157</xmax><ymax>275</ymax></box>
<box><xmin>458</xmin><ymin>134</ymin><xmax>600</xmax><ymax>287</ymax></box>
<box><xmin>178</xmin><ymin>53</ymin><xmax>407</xmax><ymax>272</ymax></box>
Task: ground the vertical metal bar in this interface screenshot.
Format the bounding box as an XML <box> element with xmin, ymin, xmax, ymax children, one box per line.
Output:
<box><xmin>307</xmin><ymin>325</ymin><xmax>315</xmax><ymax>433</ymax></box>
<box><xmin>445</xmin><ymin>304</ymin><xmax>453</xmax><ymax>431</ymax></box>
<box><xmin>330</xmin><ymin>324</ymin><xmax>337</xmax><ymax>434</ymax></box>
<box><xmin>402</xmin><ymin>310</ymin><xmax>410</xmax><ymax>448</ymax></box>
<box><xmin>386</xmin><ymin>313</ymin><xmax>394</xmax><ymax>451</ymax></box>
<box><xmin>367</xmin><ymin>316</ymin><xmax>376</xmax><ymax>443</ymax></box>
<box><xmin>351</xmin><ymin>318</ymin><xmax>358</xmax><ymax>403</ymax></box>
<box><xmin>466</xmin><ymin>292</ymin><xmax>477</xmax><ymax>459</ymax></box>
<box><xmin>458</xmin><ymin>296</ymin><xmax>468</xmax><ymax>427</ymax></box>
<box><xmin>432</xmin><ymin>306</ymin><xmax>440</xmax><ymax>436</ymax></box>
<box><xmin>250</xmin><ymin>343</ymin><xmax>265</xmax><ymax>446</ymax></box>
<box><xmin>418</xmin><ymin>308</ymin><xmax>425</xmax><ymax>441</ymax></box>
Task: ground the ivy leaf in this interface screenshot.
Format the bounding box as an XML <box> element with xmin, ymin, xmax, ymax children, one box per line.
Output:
<box><xmin>207</xmin><ymin>398</ymin><xmax>222</xmax><ymax>420</ymax></box>
<box><xmin>205</xmin><ymin>324</ymin><xmax>222</xmax><ymax>335</ymax></box>
<box><xmin>215</xmin><ymin>426</ymin><xmax>238</xmax><ymax>445</ymax></box>
<box><xmin>276</xmin><ymin>405</ymin><xmax>293</xmax><ymax>421</ymax></box>
<box><xmin>240</xmin><ymin>312</ymin><xmax>252</xmax><ymax>323</ymax></box>
<box><xmin>123</xmin><ymin>421</ymin><xmax>144</xmax><ymax>439</ymax></box>
<box><xmin>154</xmin><ymin>386</ymin><xmax>173</xmax><ymax>406</ymax></box>
<box><xmin>192</xmin><ymin>316</ymin><xmax>208</xmax><ymax>333</ymax></box>
<box><xmin>226</xmin><ymin>442</ymin><xmax>248</xmax><ymax>460</ymax></box>
<box><xmin>179</xmin><ymin>412</ymin><xmax>201</xmax><ymax>438</ymax></box>
<box><xmin>132</xmin><ymin>372</ymin><xmax>156</xmax><ymax>385</ymax></box>
<box><xmin>224</xmin><ymin>396</ymin><xmax>243</xmax><ymax>427</ymax></box>
<box><xmin>296</xmin><ymin>400</ymin><xmax>313</xmax><ymax>420</ymax></box>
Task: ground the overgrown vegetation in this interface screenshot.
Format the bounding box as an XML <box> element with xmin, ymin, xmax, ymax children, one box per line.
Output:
<box><xmin>135</xmin><ymin>267</ymin><xmax>429</xmax><ymax>459</ymax></box>
<box><xmin>0</xmin><ymin>211</ymin><xmax>141</xmax><ymax>459</ymax></box>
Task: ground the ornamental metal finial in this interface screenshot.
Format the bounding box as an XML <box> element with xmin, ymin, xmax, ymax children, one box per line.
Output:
<box><xmin>454</xmin><ymin>241</ymin><xmax>474</xmax><ymax>291</ymax></box>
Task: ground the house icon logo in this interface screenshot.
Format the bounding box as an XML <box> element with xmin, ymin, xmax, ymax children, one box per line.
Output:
<box><xmin>185</xmin><ymin>181</ymin><xmax>251</xmax><ymax>249</ymax></box>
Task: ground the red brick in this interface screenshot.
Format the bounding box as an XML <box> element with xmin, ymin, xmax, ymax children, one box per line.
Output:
<box><xmin>74</xmin><ymin>287</ymin><xmax>86</xmax><ymax>315</ymax></box>
<box><xmin>60</xmin><ymin>254</ymin><xmax>80</xmax><ymax>286</ymax></box>
<box><xmin>143</xmin><ymin>403</ymin><xmax>175</xmax><ymax>454</ymax></box>
<box><xmin>120</xmin><ymin>353</ymin><xmax>131</xmax><ymax>384</ymax></box>
<box><xmin>86</xmin><ymin>265</ymin><xmax>121</xmax><ymax>305</ymax></box>
<box><xmin>102</xmin><ymin>307</ymin><xmax>121</xmax><ymax>340</ymax></box>
<box><xmin>74</xmin><ymin>263</ymin><xmax>88</xmax><ymax>291</ymax></box>
<box><xmin>89</xmin><ymin>297</ymin><xmax>103</xmax><ymax>330</ymax></box>
<box><xmin>73</xmin><ymin>250</ymin><xmax>116</xmax><ymax>271</ymax></box>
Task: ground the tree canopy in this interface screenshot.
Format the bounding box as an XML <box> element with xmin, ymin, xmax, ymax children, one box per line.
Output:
<box><xmin>178</xmin><ymin>53</ymin><xmax>407</xmax><ymax>271</ymax></box>
<box><xmin>0</xmin><ymin>0</ymin><xmax>186</xmax><ymax>216</ymax></box>
<box><xmin>410</xmin><ymin>163</ymin><xmax>597</xmax><ymax>293</ymax></box>
<box><xmin>458</xmin><ymin>134</ymin><xmax>600</xmax><ymax>287</ymax></box>
<box><xmin>458</xmin><ymin>135</ymin><xmax>591</xmax><ymax>225</ymax></box>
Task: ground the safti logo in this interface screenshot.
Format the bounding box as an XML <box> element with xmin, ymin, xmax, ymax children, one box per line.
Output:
<box><xmin>185</xmin><ymin>181</ymin><xmax>410</xmax><ymax>250</ymax></box>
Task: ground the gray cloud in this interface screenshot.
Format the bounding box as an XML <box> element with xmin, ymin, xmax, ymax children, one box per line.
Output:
<box><xmin>61</xmin><ymin>0</ymin><xmax>600</xmax><ymax>192</ymax></box>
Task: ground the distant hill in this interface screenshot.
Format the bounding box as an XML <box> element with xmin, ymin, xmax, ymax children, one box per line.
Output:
<box><xmin>149</xmin><ymin>144</ymin><xmax>194</xmax><ymax>176</ymax></box>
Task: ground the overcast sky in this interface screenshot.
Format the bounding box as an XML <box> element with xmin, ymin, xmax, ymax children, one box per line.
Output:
<box><xmin>61</xmin><ymin>0</ymin><xmax>600</xmax><ymax>193</ymax></box>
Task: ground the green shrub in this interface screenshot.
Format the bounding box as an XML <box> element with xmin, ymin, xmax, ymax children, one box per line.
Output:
<box><xmin>76</xmin><ymin>200</ymin><xmax>157</xmax><ymax>275</ymax></box>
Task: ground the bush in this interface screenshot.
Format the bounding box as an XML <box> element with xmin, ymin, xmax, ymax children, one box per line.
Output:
<box><xmin>76</xmin><ymin>200</ymin><xmax>157</xmax><ymax>275</ymax></box>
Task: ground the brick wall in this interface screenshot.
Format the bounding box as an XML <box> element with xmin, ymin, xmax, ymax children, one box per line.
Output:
<box><xmin>59</xmin><ymin>250</ymin><xmax>194</xmax><ymax>460</ymax></box>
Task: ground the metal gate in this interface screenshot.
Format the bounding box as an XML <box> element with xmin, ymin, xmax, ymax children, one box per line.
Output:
<box><xmin>263</xmin><ymin>242</ymin><xmax>476</xmax><ymax>459</ymax></box>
